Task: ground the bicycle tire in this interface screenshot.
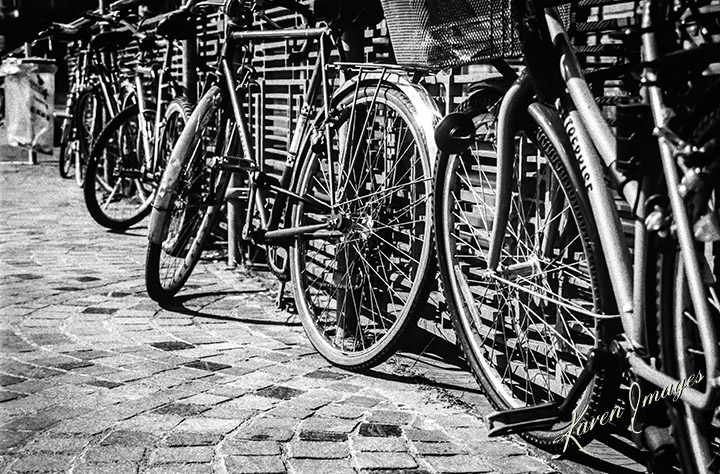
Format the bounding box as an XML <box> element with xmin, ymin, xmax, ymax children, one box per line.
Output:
<box><xmin>655</xmin><ymin>104</ymin><xmax>720</xmax><ymax>474</ymax></box>
<box><xmin>84</xmin><ymin>104</ymin><xmax>154</xmax><ymax>229</ymax></box>
<box><xmin>434</xmin><ymin>86</ymin><xmax>619</xmax><ymax>451</ymax></box>
<box><xmin>146</xmin><ymin>86</ymin><xmax>227</xmax><ymax>302</ymax></box>
<box><xmin>58</xmin><ymin>116</ymin><xmax>74</xmax><ymax>178</ymax></box>
<box><xmin>290</xmin><ymin>83</ymin><xmax>435</xmax><ymax>370</ymax></box>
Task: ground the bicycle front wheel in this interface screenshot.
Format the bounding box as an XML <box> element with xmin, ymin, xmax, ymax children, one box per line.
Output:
<box><xmin>146</xmin><ymin>86</ymin><xmax>228</xmax><ymax>302</ymax></box>
<box><xmin>290</xmin><ymin>83</ymin><xmax>435</xmax><ymax>370</ymax></box>
<box><xmin>83</xmin><ymin>105</ymin><xmax>154</xmax><ymax>230</ymax></box>
<box><xmin>434</xmin><ymin>89</ymin><xmax>619</xmax><ymax>451</ymax></box>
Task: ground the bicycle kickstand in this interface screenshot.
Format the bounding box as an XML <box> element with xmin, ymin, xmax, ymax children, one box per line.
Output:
<box><xmin>275</xmin><ymin>280</ymin><xmax>286</xmax><ymax>310</ymax></box>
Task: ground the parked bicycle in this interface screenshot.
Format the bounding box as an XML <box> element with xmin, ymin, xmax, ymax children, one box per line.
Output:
<box><xmin>145</xmin><ymin>0</ymin><xmax>441</xmax><ymax>371</ymax></box>
<box><xmin>426</xmin><ymin>0</ymin><xmax>719</xmax><ymax>471</ymax></box>
<box><xmin>82</xmin><ymin>5</ymin><xmax>202</xmax><ymax>230</ymax></box>
<box><xmin>49</xmin><ymin>11</ymin><xmax>137</xmax><ymax>186</ymax></box>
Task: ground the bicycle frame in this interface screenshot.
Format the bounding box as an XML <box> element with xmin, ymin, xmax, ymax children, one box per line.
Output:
<box><xmin>487</xmin><ymin>2</ymin><xmax>719</xmax><ymax>411</ymax></box>
<box><xmin>214</xmin><ymin>25</ymin><xmax>338</xmax><ymax>246</ymax></box>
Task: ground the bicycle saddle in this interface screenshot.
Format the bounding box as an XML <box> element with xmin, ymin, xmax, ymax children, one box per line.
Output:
<box><xmin>90</xmin><ymin>29</ymin><xmax>135</xmax><ymax>52</ymax></box>
<box><xmin>157</xmin><ymin>9</ymin><xmax>197</xmax><ymax>41</ymax></box>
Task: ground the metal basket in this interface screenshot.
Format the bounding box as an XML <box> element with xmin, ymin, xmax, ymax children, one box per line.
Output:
<box><xmin>381</xmin><ymin>0</ymin><xmax>521</xmax><ymax>69</ymax></box>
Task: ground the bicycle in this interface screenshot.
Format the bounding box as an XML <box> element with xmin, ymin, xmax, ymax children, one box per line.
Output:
<box><xmin>82</xmin><ymin>5</ymin><xmax>201</xmax><ymax>230</ymax></box>
<box><xmin>145</xmin><ymin>0</ymin><xmax>440</xmax><ymax>370</ymax></box>
<box><xmin>51</xmin><ymin>11</ymin><xmax>139</xmax><ymax>187</ymax></box>
<box><xmin>427</xmin><ymin>0</ymin><xmax>719</xmax><ymax>470</ymax></box>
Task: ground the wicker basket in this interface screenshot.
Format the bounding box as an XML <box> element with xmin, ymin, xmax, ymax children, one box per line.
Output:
<box><xmin>381</xmin><ymin>0</ymin><xmax>521</xmax><ymax>69</ymax></box>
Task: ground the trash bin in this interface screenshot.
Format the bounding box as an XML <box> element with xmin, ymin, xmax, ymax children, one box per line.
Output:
<box><xmin>1</xmin><ymin>57</ymin><xmax>57</xmax><ymax>160</ymax></box>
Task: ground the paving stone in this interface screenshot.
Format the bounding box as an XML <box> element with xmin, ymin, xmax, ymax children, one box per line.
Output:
<box><xmin>315</xmin><ymin>404</ymin><xmax>366</xmax><ymax>420</ymax></box>
<box><xmin>85</xmin><ymin>447</ymin><xmax>146</xmax><ymax>463</ymax></box>
<box><xmin>151</xmin><ymin>446</ymin><xmax>214</xmax><ymax>464</ymax></box>
<box><xmin>26</xmin><ymin>435</ymin><xmax>89</xmax><ymax>453</ymax></box>
<box><xmin>303</xmin><ymin>370</ymin><xmax>348</xmax><ymax>380</ymax></box>
<box><xmin>74</xmin><ymin>462</ymin><xmax>140</xmax><ymax>474</ymax></box>
<box><xmin>82</xmin><ymin>307</ymin><xmax>118</xmax><ymax>315</ymax></box>
<box><xmin>153</xmin><ymin>404</ymin><xmax>209</xmax><ymax>416</ymax></box>
<box><xmin>201</xmin><ymin>405</ymin><xmax>257</xmax><ymax>420</ymax></box>
<box><xmin>224</xmin><ymin>455</ymin><xmax>286</xmax><ymax>474</ymax></box>
<box><xmin>164</xmin><ymin>432</ymin><xmax>222</xmax><ymax>447</ymax></box>
<box><xmin>352</xmin><ymin>436</ymin><xmax>409</xmax><ymax>452</ymax></box>
<box><xmin>360</xmin><ymin>470</ymin><xmax>431</xmax><ymax>474</ymax></box>
<box><xmin>143</xmin><ymin>463</ymin><xmax>213</xmax><ymax>474</ymax></box>
<box><xmin>289</xmin><ymin>458</ymin><xmax>355</xmax><ymax>474</ymax></box>
<box><xmin>405</xmin><ymin>429</ymin><xmax>451</xmax><ymax>443</ymax></box>
<box><xmin>0</xmin><ymin>374</ymin><xmax>26</xmax><ymax>386</ymax></box>
<box><xmin>368</xmin><ymin>410</ymin><xmax>415</xmax><ymax>425</ymax></box>
<box><xmin>8</xmin><ymin>454</ymin><xmax>74</xmax><ymax>472</ymax></box>
<box><xmin>87</xmin><ymin>379</ymin><xmax>124</xmax><ymax>389</ymax></box>
<box><xmin>355</xmin><ymin>452</ymin><xmax>418</xmax><ymax>470</ymax></box>
<box><xmin>100</xmin><ymin>430</ymin><xmax>157</xmax><ymax>447</ymax></box>
<box><xmin>300</xmin><ymin>417</ymin><xmax>358</xmax><ymax>433</ymax></box>
<box><xmin>358</xmin><ymin>423</ymin><xmax>403</xmax><ymax>437</ymax></box>
<box><xmin>0</xmin><ymin>391</ymin><xmax>26</xmax><ymax>402</ymax></box>
<box><xmin>413</xmin><ymin>442</ymin><xmax>468</xmax><ymax>456</ymax></box>
<box><xmin>222</xmin><ymin>440</ymin><xmax>282</xmax><ymax>456</ymax></box>
<box><xmin>255</xmin><ymin>385</ymin><xmax>305</xmax><ymax>400</ymax></box>
<box><xmin>298</xmin><ymin>431</ymin><xmax>348</xmax><ymax>442</ymax></box>
<box><xmin>425</xmin><ymin>455</ymin><xmax>495</xmax><ymax>473</ymax></box>
<box><xmin>341</xmin><ymin>396</ymin><xmax>383</xmax><ymax>408</ymax></box>
<box><xmin>492</xmin><ymin>455</ymin><xmax>555</xmax><ymax>473</ymax></box>
<box><xmin>469</xmin><ymin>441</ymin><xmax>527</xmax><ymax>458</ymax></box>
<box><xmin>0</xmin><ymin>430</ymin><xmax>34</xmax><ymax>452</ymax></box>
<box><xmin>289</xmin><ymin>440</ymin><xmax>349</xmax><ymax>459</ymax></box>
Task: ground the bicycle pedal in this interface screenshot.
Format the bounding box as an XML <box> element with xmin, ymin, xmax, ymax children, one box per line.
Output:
<box><xmin>486</xmin><ymin>401</ymin><xmax>563</xmax><ymax>437</ymax></box>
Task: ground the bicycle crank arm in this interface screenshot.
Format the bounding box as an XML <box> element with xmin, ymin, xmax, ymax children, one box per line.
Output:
<box><xmin>486</xmin><ymin>347</ymin><xmax>618</xmax><ymax>437</ymax></box>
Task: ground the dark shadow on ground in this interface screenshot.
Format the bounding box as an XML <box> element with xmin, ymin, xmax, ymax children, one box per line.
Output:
<box><xmin>159</xmin><ymin>290</ymin><xmax>301</xmax><ymax>326</ymax></box>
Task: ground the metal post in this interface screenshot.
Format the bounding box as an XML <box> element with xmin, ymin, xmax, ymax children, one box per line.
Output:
<box><xmin>98</xmin><ymin>0</ymin><xmax>106</xmax><ymax>12</ymax></box>
<box><xmin>183</xmin><ymin>0</ymin><xmax>198</xmax><ymax>103</ymax></box>
<box><xmin>182</xmin><ymin>39</ymin><xmax>198</xmax><ymax>103</ymax></box>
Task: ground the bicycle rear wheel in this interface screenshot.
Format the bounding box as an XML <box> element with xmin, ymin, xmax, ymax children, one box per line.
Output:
<box><xmin>655</xmin><ymin>104</ymin><xmax>720</xmax><ymax>474</ymax></box>
<box><xmin>290</xmin><ymin>83</ymin><xmax>435</xmax><ymax>370</ymax></box>
<box><xmin>434</xmin><ymin>88</ymin><xmax>618</xmax><ymax>451</ymax></box>
<box><xmin>146</xmin><ymin>86</ymin><xmax>228</xmax><ymax>302</ymax></box>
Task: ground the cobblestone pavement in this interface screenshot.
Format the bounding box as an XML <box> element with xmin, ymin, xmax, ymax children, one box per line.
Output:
<box><xmin>0</xmin><ymin>157</ymin><xmax>645</xmax><ymax>474</ymax></box>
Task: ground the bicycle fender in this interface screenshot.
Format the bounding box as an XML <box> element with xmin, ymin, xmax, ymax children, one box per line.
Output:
<box><xmin>332</xmin><ymin>72</ymin><xmax>442</xmax><ymax>165</ymax></box>
<box><xmin>148</xmin><ymin>86</ymin><xmax>222</xmax><ymax>244</ymax></box>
